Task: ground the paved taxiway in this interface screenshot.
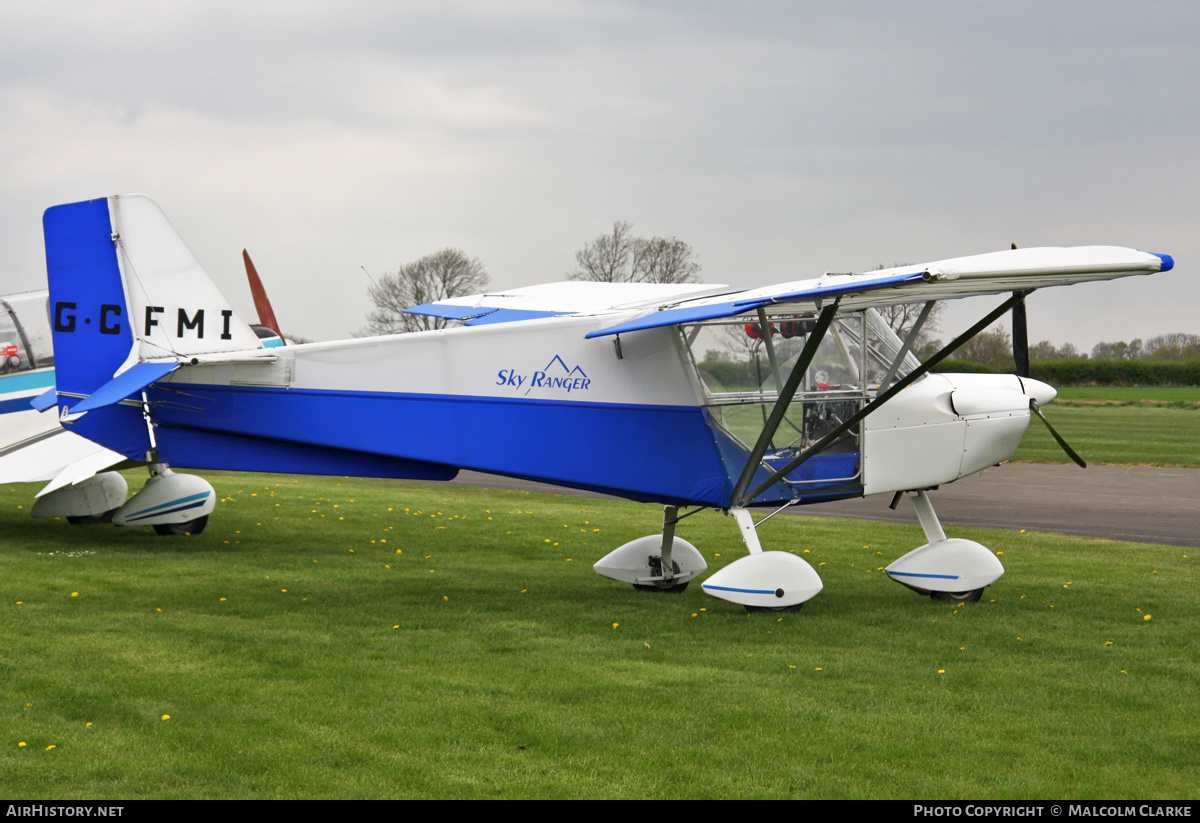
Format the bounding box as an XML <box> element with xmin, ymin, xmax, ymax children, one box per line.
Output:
<box><xmin>452</xmin><ymin>464</ymin><xmax>1200</xmax><ymax>549</ymax></box>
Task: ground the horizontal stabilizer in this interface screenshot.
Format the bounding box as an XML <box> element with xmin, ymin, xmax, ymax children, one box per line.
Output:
<box><xmin>30</xmin><ymin>389</ymin><xmax>57</xmax><ymax>412</ymax></box>
<box><xmin>69</xmin><ymin>361</ymin><xmax>180</xmax><ymax>414</ymax></box>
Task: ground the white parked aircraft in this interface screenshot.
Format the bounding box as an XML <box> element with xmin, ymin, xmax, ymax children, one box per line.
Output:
<box><xmin>41</xmin><ymin>194</ymin><xmax>1173</xmax><ymax>610</ymax></box>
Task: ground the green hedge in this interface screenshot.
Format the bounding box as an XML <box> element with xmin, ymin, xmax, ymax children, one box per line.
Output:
<box><xmin>1028</xmin><ymin>360</ymin><xmax>1200</xmax><ymax>386</ymax></box>
<box><xmin>938</xmin><ymin>359</ymin><xmax>1200</xmax><ymax>386</ymax></box>
<box><xmin>701</xmin><ymin>357</ymin><xmax>1200</xmax><ymax>387</ymax></box>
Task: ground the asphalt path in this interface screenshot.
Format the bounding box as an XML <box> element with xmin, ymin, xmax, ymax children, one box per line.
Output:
<box><xmin>452</xmin><ymin>463</ymin><xmax>1200</xmax><ymax>549</ymax></box>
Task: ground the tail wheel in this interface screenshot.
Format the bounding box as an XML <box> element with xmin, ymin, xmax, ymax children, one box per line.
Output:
<box><xmin>153</xmin><ymin>515</ymin><xmax>209</xmax><ymax>536</ymax></box>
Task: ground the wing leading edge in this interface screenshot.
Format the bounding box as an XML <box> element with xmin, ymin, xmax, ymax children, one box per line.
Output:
<box><xmin>584</xmin><ymin>246</ymin><xmax>1172</xmax><ymax>338</ymax></box>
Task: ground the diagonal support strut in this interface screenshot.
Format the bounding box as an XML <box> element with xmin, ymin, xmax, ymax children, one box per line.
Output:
<box><xmin>730</xmin><ymin>301</ymin><xmax>841</xmax><ymax>506</ymax></box>
<box><xmin>740</xmin><ymin>292</ymin><xmax>1026</xmax><ymax>505</ymax></box>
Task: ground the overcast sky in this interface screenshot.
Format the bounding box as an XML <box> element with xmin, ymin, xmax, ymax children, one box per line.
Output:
<box><xmin>1</xmin><ymin>1</ymin><xmax>1195</xmax><ymax>349</ymax></box>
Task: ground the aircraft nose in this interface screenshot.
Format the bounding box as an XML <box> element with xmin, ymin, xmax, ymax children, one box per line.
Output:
<box><xmin>1020</xmin><ymin>377</ymin><xmax>1057</xmax><ymax>405</ymax></box>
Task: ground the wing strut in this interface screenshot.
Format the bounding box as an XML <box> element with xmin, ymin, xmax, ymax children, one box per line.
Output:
<box><xmin>879</xmin><ymin>300</ymin><xmax>936</xmax><ymax>392</ymax></box>
<box><xmin>730</xmin><ymin>301</ymin><xmax>840</xmax><ymax>506</ymax></box>
<box><xmin>739</xmin><ymin>292</ymin><xmax>1025</xmax><ymax>505</ymax></box>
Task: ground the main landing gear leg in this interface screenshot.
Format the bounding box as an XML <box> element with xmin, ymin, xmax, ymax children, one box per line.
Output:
<box><xmin>699</xmin><ymin>507</ymin><xmax>823</xmax><ymax>613</ymax></box>
<box><xmin>593</xmin><ymin>505</ymin><xmax>707</xmax><ymax>592</ymax></box>
<box><xmin>884</xmin><ymin>490</ymin><xmax>1003</xmax><ymax>602</ymax></box>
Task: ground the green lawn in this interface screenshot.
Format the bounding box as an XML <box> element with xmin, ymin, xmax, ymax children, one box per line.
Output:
<box><xmin>1055</xmin><ymin>386</ymin><xmax>1200</xmax><ymax>405</ymax></box>
<box><xmin>2</xmin><ymin>473</ymin><xmax>1196</xmax><ymax>799</ymax></box>
<box><xmin>1014</xmin><ymin>402</ymin><xmax>1200</xmax><ymax>466</ymax></box>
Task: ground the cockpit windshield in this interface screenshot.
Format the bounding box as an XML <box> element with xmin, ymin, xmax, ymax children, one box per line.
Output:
<box><xmin>680</xmin><ymin>307</ymin><xmax>921</xmax><ymax>496</ymax></box>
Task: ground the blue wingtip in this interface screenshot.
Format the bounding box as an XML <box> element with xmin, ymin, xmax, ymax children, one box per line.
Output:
<box><xmin>1153</xmin><ymin>253</ymin><xmax>1174</xmax><ymax>272</ymax></box>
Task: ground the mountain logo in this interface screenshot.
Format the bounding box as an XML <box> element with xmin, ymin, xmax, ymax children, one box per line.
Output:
<box><xmin>495</xmin><ymin>355</ymin><xmax>591</xmax><ymax>395</ymax></box>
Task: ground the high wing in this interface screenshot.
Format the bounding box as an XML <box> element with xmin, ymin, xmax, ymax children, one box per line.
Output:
<box><xmin>404</xmin><ymin>246</ymin><xmax>1171</xmax><ymax>336</ymax></box>
<box><xmin>584</xmin><ymin>246</ymin><xmax>1172</xmax><ymax>338</ymax></box>
<box><xmin>405</xmin><ymin>280</ymin><xmax>721</xmax><ymax>326</ymax></box>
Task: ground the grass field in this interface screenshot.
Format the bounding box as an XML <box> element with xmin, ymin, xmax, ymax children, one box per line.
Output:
<box><xmin>2</xmin><ymin>472</ymin><xmax>1196</xmax><ymax>799</ymax></box>
<box><xmin>1054</xmin><ymin>386</ymin><xmax>1200</xmax><ymax>406</ymax></box>
<box><xmin>1013</xmin><ymin>396</ymin><xmax>1200</xmax><ymax>467</ymax></box>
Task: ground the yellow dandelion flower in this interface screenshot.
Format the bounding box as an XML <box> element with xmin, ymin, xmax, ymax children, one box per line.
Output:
<box><xmin>393</xmin><ymin>625</ymin><xmax>399</xmax><ymax>629</ymax></box>
<box><xmin>220</xmin><ymin>597</ymin><xmax>226</xmax><ymax>601</ymax></box>
<box><xmin>691</xmin><ymin>613</ymin><xmax>698</xmax><ymax>618</ymax></box>
<box><xmin>443</xmin><ymin>596</ymin><xmax>448</xmax><ymax>601</ymax></box>
<box><xmin>71</xmin><ymin>592</ymin><xmax>79</xmax><ymax>597</ymax></box>
<box><xmin>1105</xmin><ymin>641</ymin><xmax>1113</xmax><ymax>646</ymax></box>
<box><xmin>1144</xmin><ymin>614</ymin><xmax>1152</xmax><ymax>621</ymax></box>
<box><xmin>162</xmin><ymin>715</ymin><xmax>170</xmax><ymax>721</ymax></box>
<box><xmin>612</xmin><ymin>622</ymin><xmax>619</xmax><ymax>629</ymax></box>
<box><xmin>46</xmin><ymin>745</ymin><xmax>55</xmax><ymax>750</ymax></box>
<box><xmin>156</xmin><ymin>608</ymin><xmax>162</xmax><ymax>613</ymax></box>
<box><xmin>86</xmin><ymin>722</ymin><xmax>92</xmax><ymax>728</ymax></box>
<box><xmin>816</xmin><ymin>667</ymin><xmax>823</xmax><ymax>671</ymax></box>
<box><xmin>789</xmin><ymin>665</ymin><xmax>796</xmax><ymax>669</ymax></box>
<box><xmin>395</xmin><ymin>549</ymin><xmax>402</xmax><ymax>554</ymax></box>
<box><xmin>937</xmin><ymin>669</ymin><xmax>945</xmax><ymax>674</ymax></box>
<box><xmin>521</xmin><ymin>589</ymin><xmax>527</xmax><ymax>594</ymax></box>
<box><xmin>18</xmin><ymin>742</ymin><xmax>26</xmax><ymax>748</ymax></box>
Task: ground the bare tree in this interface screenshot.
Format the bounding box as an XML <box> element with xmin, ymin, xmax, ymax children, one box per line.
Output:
<box><xmin>360</xmin><ymin>249</ymin><xmax>490</xmax><ymax>335</ymax></box>
<box><xmin>571</xmin><ymin>222</ymin><xmax>702</xmax><ymax>284</ymax></box>
<box><xmin>571</xmin><ymin>221</ymin><xmax>638</xmax><ymax>282</ymax></box>
<box><xmin>631</xmin><ymin>237</ymin><xmax>702</xmax><ymax>284</ymax></box>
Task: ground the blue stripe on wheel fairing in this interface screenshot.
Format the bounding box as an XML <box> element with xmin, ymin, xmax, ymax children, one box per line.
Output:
<box><xmin>701</xmin><ymin>583</ymin><xmax>778</xmax><ymax>595</ymax></box>
<box><xmin>122</xmin><ymin>490</ymin><xmax>211</xmax><ymax>520</ymax></box>
<box><xmin>123</xmin><ymin>496</ymin><xmax>211</xmax><ymax>522</ymax></box>
<box><xmin>886</xmin><ymin>571</ymin><xmax>960</xmax><ymax>580</ymax></box>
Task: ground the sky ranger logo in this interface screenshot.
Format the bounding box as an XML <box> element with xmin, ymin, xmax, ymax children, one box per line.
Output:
<box><xmin>497</xmin><ymin>355</ymin><xmax>592</xmax><ymax>396</ymax></box>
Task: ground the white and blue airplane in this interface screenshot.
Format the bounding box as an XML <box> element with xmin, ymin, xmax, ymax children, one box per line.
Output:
<box><xmin>40</xmin><ymin>194</ymin><xmax>1173</xmax><ymax>611</ymax></box>
<box><xmin>1</xmin><ymin>258</ymin><xmax>284</xmax><ymax>534</ymax></box>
